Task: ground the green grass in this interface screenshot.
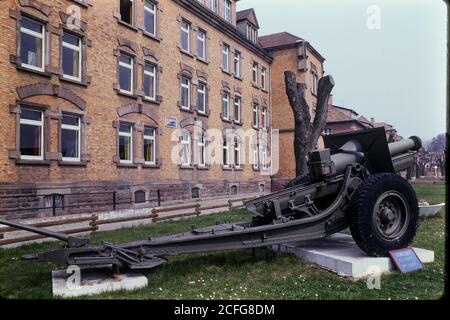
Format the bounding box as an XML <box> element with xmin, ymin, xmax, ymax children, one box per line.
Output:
<box><xmin>0</xmin><ymin>184</ymin><xmax>445</xmax><ymax>300</ymax></box>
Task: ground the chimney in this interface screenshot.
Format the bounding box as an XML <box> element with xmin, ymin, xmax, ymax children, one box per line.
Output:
<box><xmin>370</xmin><ymin>117</ymin><xmax>375</xmax><ymax>124</ymax></box>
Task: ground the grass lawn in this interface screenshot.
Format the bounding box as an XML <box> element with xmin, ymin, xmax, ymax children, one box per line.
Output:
<box><xmin>0</xmin><ymin>183</ymin><xmax>445</xmax><ymax>300</ymax></box>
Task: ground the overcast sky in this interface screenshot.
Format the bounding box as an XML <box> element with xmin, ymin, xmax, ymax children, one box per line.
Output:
<box><xmin>237</xmin><ymin>0</ymin><xmax>447</xmax><ymax>141</ymax></box>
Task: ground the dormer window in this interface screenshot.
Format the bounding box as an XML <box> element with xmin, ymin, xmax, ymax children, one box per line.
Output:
<box><xmin>224</xmin><ymin>0</ymin><xmax>232</xmax><ymax>23</ymax></box>
<box><xmin>246</xmin><ymin>24</ymin><xmax>258</xmax><ymax>44</ymax></box>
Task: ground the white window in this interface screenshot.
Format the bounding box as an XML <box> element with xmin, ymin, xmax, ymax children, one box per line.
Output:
<box><xmin>119</xmin><ymin>53</ymin><xmax>133</xmax><ymax>94</ymax></box>
<box><xmin>223</xmin><ymin>139</ymin><xmax>230</xmax><ymax>167</ymax></box>
<box><xmin>233</xmin><ymin>51</ymin><xmax>241</xmax><ymax>77</ymax></box>
<box><xmin>144</xmin><ymin>62</ymin><xmax>156</xmax><ymax>101</ymax></box>
<box><xmin>180</xmin><ymin>131</ymin><xmax>191</xmax><ymax>166</ymax></box>
<box><xmin>252</xmin><ymin>104</ymin><xmax>259</xmax><ymax>128</ymax></box>
<box><xmin>62</xmin><ymin>32</ymin><xmax>82</xmax><ymax>81</ymax></box>
<box><xmin>119</xmin><ymin>123</ymin><xmax>133</xmax><ymax>163</ymax></box>
<box><xmin>180</xmin><ymin>20</ymin><xmax>190</xmax><ymax>52</ymax></box>
<box><xmin>261</xmin><ymin>108</ymin><xmax>267</xmax><ymax>129</ymax></box>
<box><xmin>234</xmin><ymin>139</ymin><xmax>241</xmax><ymax>168</ymax></box>
<box><xmin>20</xmin><ymin>108</ymin><xmax>44</xmax><ymax>160</ymax></box>
<box><xmin>323</xmin><ymin>128</ymin><xmax>332</xmax><ymax>136</ymax></box>
<box><xmin>252</xmin><ymin>142</ymin><xmax>259</xmax><ymax>169</ymax></box>
<box><xmin>224</xmin><ymin>0</ymin><xmax>232</xmax><ymax>22</ymax></box>
<box><xmin>120</xmin><ymin>0</ymin><xmax>134</xmax><ymax>25</ymax></box>
<box><xmin>222</xmin><ymin>91</ymin><xmax>231</xmax><ymax>120</ymax></box>
<box><xmin>20</xmin><ymin>17</ymin><xmax>45</xmax><ymax>72</ymax></box>
<box><xmin>261</xmin><ymin>145</ymin><xmax>268</xmax><ymax>169</ymax></box>
<box><xmin>221</xmin><ymin>43</ymin><xmax>229</xmax><ymax>72</ymax></box>
<box><xmin>252</xmin><ymin>62</ymin><xmax>258</xmax><ymax>84</ymax></box>
<box><xmin>180</xmin><ymin>76</ymin><xmax>191</xmax><ymax>110</ymax></box>
<box><xmin>197</xmin><ymin>29</ymin><xmax>206</xmax><ymax>60</ymax></box>
<box><xmin>311</xmin><ymin>70</ymin><xmax>318</xmax><ymax>95</ymax></box>
<box><xmin>197</xmin><ymin>133</ymin><xmax>206</xmax><ymax>167</ymax></box>
<box><xmin>210</xmin><ymin>0</ymin><xmax>218</xmax><ymax>13</ymax></box>
<box><xmin>247</xmin><ymin>24</ymin><xmax>257</xmax><ymax>43</ymax></box>
<box><xmin>234</xmin><ymin>95</ymin><xmax>241</xmax><ymax>123</ymax></box>
<box><xmin>261</xmin><ymin>67</ymin><xmax>266</xmax><ymax>90</ymax></box>
<box><xmin>144</xmin><ymin>0</ymin><xmax>156</xmax><ymax>36</ymax></box>
<box><xmin>144</xmin><ymin>126</ymin><xmax>156</xmax><ymax>165</ymax></box>
<box><xmin>61</xmin><ymin>114</ymin><xmax>81</xmax><ymax>161</ymax></box>
<box><xmin>197</xmin><ymin>82</ymin><xmax>206</xmax><ymax>114</ymax></box>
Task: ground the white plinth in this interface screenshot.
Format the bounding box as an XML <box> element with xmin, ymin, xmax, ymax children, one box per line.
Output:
<box><xmin>272</xmin><ymin>233</ymin><xmax>434</xmax><ymax>278</ymax></box>
<box><xmin>52</xmin><ymin>267</ymin><xmax>148</xmax><ymax>298</ymax></box>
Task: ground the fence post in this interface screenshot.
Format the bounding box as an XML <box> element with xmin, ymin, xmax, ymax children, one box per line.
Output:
<box><xmin>52</xmin><ymin>194</ymin><xmax>56</xmax><ymax>216</ymax></box>
<box><xmin>112</xmin><ymin>191</ymin><xmax>117</xmax><ymax>210</ymax></box>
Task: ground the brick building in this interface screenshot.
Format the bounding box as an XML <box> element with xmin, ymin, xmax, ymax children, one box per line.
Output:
<box><xmin>0</xmin><ymin>0</ymin><xmax>274</xmax><ymax>218</ymax></box>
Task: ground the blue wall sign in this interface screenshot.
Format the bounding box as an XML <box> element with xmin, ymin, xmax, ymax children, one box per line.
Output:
<box><xmin>165</xmin><ymin>116</ymin><xmax>177</xmax><ymax>128</ymax></box>
<box><xmin>389</xmin><ymin>247</ymin><xmax>424</xmax><ymax>273</ymax></box>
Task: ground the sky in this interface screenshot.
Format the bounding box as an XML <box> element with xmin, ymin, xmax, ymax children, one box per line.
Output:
<box><xmin>237</xmin><ymin>0</ymin><xmax>447</xmax><ymax>141</ymax></box>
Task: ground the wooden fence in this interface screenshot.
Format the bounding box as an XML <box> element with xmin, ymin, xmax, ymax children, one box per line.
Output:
<box><xmin>0</xmin><ymin>196</ymin><xmax>255</xmax><ymax>246</ymax></box>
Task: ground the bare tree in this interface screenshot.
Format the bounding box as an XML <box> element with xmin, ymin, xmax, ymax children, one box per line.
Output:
<box><xmin>284</xmin><ymin>71</ymin><xmax>335</xmax><ymax>177</ymax></box>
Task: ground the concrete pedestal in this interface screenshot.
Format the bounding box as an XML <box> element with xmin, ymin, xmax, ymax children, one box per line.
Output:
<box><xmin>272</xmin><ymin>233</ymin><xmax>434</xmax><ymax>278</ymax></box>
<box><xmin>52</xmin><ymin>266</ymin><xmax>148</xmax><ymax>298</ymax></box>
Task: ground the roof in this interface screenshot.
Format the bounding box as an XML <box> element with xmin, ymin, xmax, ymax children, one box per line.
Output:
<box><xmin>357</xmin><ymin>115</ymin><xmax>372</xmax><ymax>125</ymax></box>
<box><xmin>258</xmin><ymin>32</ymin><xmax>303</xmax><ymax>49</ymax></box>
<box><xmin>327</xmin><ymin>105</ymin><xmax>352</xmax><ymax>122</ymax></box>
<box><xmin>236</xmin><ymin>8</ymin><xmax>259</xmax><ymax>28</ymax></box>
<box><xmin>332</xmin><ymin>105</ymin><xmax>359</xmax><ymax>117</ymax></box>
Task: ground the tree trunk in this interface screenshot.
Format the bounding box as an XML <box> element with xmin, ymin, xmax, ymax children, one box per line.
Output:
<box><xmin>284</xmin><ymin>71</ymin><xmax>334</xmax><ymax>177</ymax></box>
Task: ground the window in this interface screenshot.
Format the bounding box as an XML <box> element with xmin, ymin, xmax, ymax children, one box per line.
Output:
<box><xmin>44</xmin><ymin>194</ymin><xmax>64</xmax><ymax>209</ymax></box>
<box><xmin>233</xmin><ymin>51</ymin><xmax>241</xmax><ymax>78</ymax></box>
<box><xmin>323</xmin><ymin>128</ymin><xmax>333</xmax><ymax>135</ymax></box>
<box><xmin>62</xmin><ymin>32</ymin><xmax>82</xmax><ymax>81</ymax></box>
<box><xmin>224</xmin><ymin>0</ymin><xmax>232</xmax><ymax>23</ymax></box>
<box><xmin>197</xmin><ymin>82</ymin><xmax>207</xmax><ymax>114</ymax></box>
<box><xmin>210</xmin><ymin>0</ymin><xmax>218</xmax><ymax>13</ymax></box>
<box><xmin>197</xmin><ymin>133</ymin><xmax>206</xmax><ymax>167</ymax></box>
<box><xmin>221</xmin><ymin>43</ymin><xmax>229</xmax><ymax>72</ymax></box>
<box><xmin>143</xmin><ymin>126</ymin><xmax>156</xmax><ymax>165</ymax></box>
<box><xmin>252</xmin><ymin>62</ymin><xmax>258</xmax><ymax>84</ymax></box>
<box><xmin>20</xmin><ymin>17</ymin><xmax>45</xmax><ymax>72</ymax></box>
<box><xmin>180</xmin><ymin>76</ymin><xmax>191</xmax><ymax>110</ymax></box>
<box><xmin>135</xmin><ymin>190</ymin><xmax>146</xmax><ymax>203</ymax></box>
<box><xmin>222</xmin><ymin>139</ymin><xmax>230</xmax><ymax>167</ymax></box>
<box><xmin>197</xmin><ymin>29</ymin><xmax>206</xmax><ymax>60</ymax></box>
<box><xmin>119</xmin><ymin>53</ymin><xmax>133</xmax><ymax>94</ymax></box>
<box><xmin>261</xmin><ymin>108</ymin><xmax>267</xmax><ymax>130</ymax></box>
<box><xmin>144</xmin><ymin>0</ymin><xmax>156</xmax><ymax>36</ymax></box>
<box><xmin>261</xmin><ymin>145</ymin><xmax>268</xmax><ymax>169</ymax></box>
<box><xmin>247</xmin><ymin>25</ymin><xmax>258</xmax><ymax>44</ymax></box>
<box><xmin>222</xmin><ymin>91</ymin><xmax>231</xmax><ymax>120</ymax></box>
<box><xmin>234</xmin><ymin>95</ymin><xmax>241</xmax><ymax>123</ymax></box>
<box><xmin>234</xmin><ymin>139</ymin><xmax>241</xmax><ymax>168</ymax></box>
<box><xmin>144</xmin><ymin>62</ymin><xmax>156</xmax><ymax>101</ymax></box>
<box><xmin>119</xmin><ymin>123</ymin><xmax>133</xmax><ymax>163</ymax></box>
<box><xmin>61</xmin><ymin>114</ymin><xmax>81</xmax><ymax>161</ymax></box>
<box><xmin>180</xmin><ymin>131</ymin><xmax>191</xmax><ymax>166</ymax></box>
<box><xmin>191</xmin><ymin>187</ymin><xmax>200</xmax><ymax>199</ymax></box>
<box><xmin>252</xmin><ymin>143</ymin><xmax>259</xmax><ymax>169</ymax></box>
<box><xmin>261</xmin><ymin>67</ymin><xmax>266</xmax><ymax>90</ymax></box>
<box><xmin>120</xmin><ymin>0</ymin><xmax>134</xmax><ymax>25</ymax></box>
<box><xmin>311</xmin><ymin>70</ymin><xmax>319</xmax><ymax>95</ymax></box>
<box><xmin>230</xmin><ymin>185</ymin><xmax>238</xmax><ymax>195</ymax></box>
<box><xmin>20</xmin><ymin>108</ymin><xmax>44</xmax><ymax>160</ymax></box>
<box><xmin>180</xmin><ymin>20</ymin><xmax>190</xmax><ymax>52</ymax></box>
<box><xmin>252</xmin><ymin>104</ymin><xmax>259</xmax><ymax>128</ymax></box>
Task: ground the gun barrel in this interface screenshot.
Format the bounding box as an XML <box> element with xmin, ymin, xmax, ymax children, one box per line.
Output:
<box><xmin>388</xmin><ymin>136</ymin><xmax>422</xmax><ymax>157</ymax></box>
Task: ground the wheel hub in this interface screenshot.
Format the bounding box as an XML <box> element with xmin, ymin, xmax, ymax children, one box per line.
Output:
<box><xmin>373</xmin><ymin>191</ymin><xmax>410</xmax><ymax>241</ymax></box>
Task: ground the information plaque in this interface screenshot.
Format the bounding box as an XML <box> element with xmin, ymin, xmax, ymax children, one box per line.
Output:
<box><xmin>389</xmin><ymin>247</ymin><xmax>424</xmax><ymax>273</ymax></box>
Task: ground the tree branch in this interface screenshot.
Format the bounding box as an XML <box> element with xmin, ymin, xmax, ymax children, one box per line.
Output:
<box><xmin>311</xmin><ymin>75</ymin><xmax>335</xmax><ymax>142</ymax></box>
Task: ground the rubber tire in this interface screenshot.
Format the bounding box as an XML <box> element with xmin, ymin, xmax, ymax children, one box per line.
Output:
<box><xmin>348</xmin><ymin>172</ymin><xmax>419</xmax><ymax>257</ymax></box>
<box><xmin>285</xmin><ymin>174</ymin><xmax>310</xmax><ymax>189</ymax></box>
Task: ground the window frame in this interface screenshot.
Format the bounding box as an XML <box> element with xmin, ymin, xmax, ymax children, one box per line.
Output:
<box><xmin>180</xmin><ymin>131</ymin><xmax>192</xmax><ymax>166</ymax></box>
<box><xmin>119</xmin><ymin>0</ymin><xmax>135</xmax><ymax>26</ymax></box>
<box><xmin>233</xmin><ymin>51</ymin><xmax>241</xmax><ymax>78</ymax></box>
<box><xmin>119</xmin><ymin>122</ymin><xmax>133</xmax><ymax>164</ymax></box>
<box><xmin>180</xmin><ymin>76</ymin><xmax>191</xmax><ymax>110</ymax></box>
<box><xmin>252</xmin><ymin>61</ymin><xmax>259</xmax><ymax>84</ymax></box>
<box><xmin>20</xmin><ymin>16</ymin><xmax>46</xmax><ymax>73</ymax></box>
<box><xmin>61</xmin><ymin>31</ymin><xmax>82</xmax><ymax>82</ymax></box>
<box><xmin>143</xmin><ymin>61</ymin><xmax>157</xmax><ymax>101</ymax></box>
<box><xmin>180</xmin><ymin>19</ymin><xmax>191</xmax><ymax>53</ymax></box>
<box><xmin>197</xmin><ymin>133</ymin><xmax>207</xmax><ymax>167</ymax></box>
<box><xmin>222</xmin><ymin>91</ymin><xmax>231</xmax><ymax>121</ymax></box>
<box><xmin>61</xmin><ymin>114</ymin><xmax>81</xmax><ymax>162</ymax></box>
<box><xmin>210</xmin><ymin>0</ymin><xmax>218</xmax><ymax>13</ymax></box>
<box><xmin>221</xmin><ymin>43</ymin><xmax>230</xmax><ymax>72</ymax></box>
<box><xmin>252</xmin><ymin>103</ymin><xmax>259</xmax><ymax>128</ymax></box>
<box><xmin>197</xmin><ymin>82</ymin><xmax>207</xmax><ymax>114</ymax></box>
<box><xmin>234</xmin><ymin>138</ymin><xmax>242</xmax><ymax>168</ymax></box>
<box><xmin>234</xmin><ymin>95</ymin><xmax>241</xmax><ymax>123</ymax></box>
<box><xmin>19</xmin><ymin>108</ymin><xmax>44</xmax><ymax>161</ymax></box>
<box><xmin>118</xmin><ymin>52</ymin><xmax>134</xmax><ymax>95</ymax></box>
<box><xmin>196</xmin><ymin>29</ymin><xmax>207</xmax><ymax>61</ymax></box>
<box><xmin>252</xmin><ymin>142</ymin><xmax>259</xmax><ymax>170</ymax></box>
<box><xmin>261</xmin><ymin>67</ymin><xmax>267</xmax><ymax>90</ymax></box>
<box><xmin>222</xmin><ymin>138</ymin><xmax>230</xmax><ymax>168</ymax></box>
<box><xmin>143</xmin><ymin>126</ymin><xmax>156</xmax><ymax>165</ymax></box>
<box><xmin>144</xmin><ymin>0</ymin><xmax>157</xmax><ymax>37</ymax></box>
<box><xmin>223</xmin><ymin>0</ymin><xmax>232</xmax><ymax>23</ymax></box>
<box><xmin>261</xmin><ymin>107</ymin><xmax>267</xmax><ymax>130</ymax></box>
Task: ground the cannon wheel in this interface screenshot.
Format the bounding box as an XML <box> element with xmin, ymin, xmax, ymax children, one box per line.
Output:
<box><xmin>348</xmin><ymin>172</ymin><xmax>419</xmax><ymax>257</ymax></box>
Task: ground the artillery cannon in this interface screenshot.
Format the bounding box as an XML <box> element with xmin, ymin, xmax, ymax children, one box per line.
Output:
<box><xmin>0</xmin><ymin>127</ymin><xmax>422</xmax><ymax>272</ymax></box>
